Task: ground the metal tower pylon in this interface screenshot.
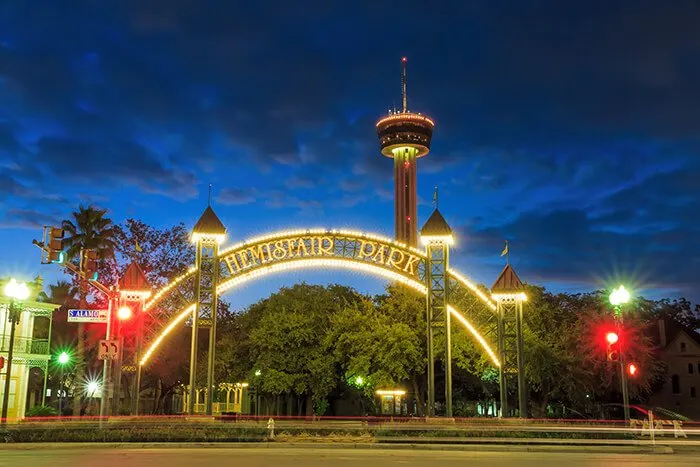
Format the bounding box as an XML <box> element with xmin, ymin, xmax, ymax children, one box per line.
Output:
<box><xmin>420</xmin><ymin>207</ymin><xmax>454</xmax><ymax>417</ymax></box>
<box><xmin>189</xmin><ymin>205</ymin><xmax>226</xmax><ymax>415</ymax></box>
<box><xmin>492</xmin><ymin>264</ymin><xmax>527</xmax><ymax>417</ymax></box>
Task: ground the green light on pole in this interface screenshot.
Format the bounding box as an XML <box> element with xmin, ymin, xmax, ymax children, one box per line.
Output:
<box><xmin>355</xmin><ymin>376</ymin><xmax>364</xmax><ymax>387</ymax></box>
<box><xmin>58</xmin><ymin>352</ymin><xmax>70</xmax><ymax>365</ymax></box>
<box><xmin>609</xmin><ymin>285</ymin><xmax>631</xmax><ymax>307</ymax></box>
<box><xmin>608</xmin><ymin>284</ymin><xmax>631</xmax><ymax>423</ymax></box>
<box><xmin>254</xmin><ymin>369</ymin><xmax>262</xmax><ymax>377</ymax></box>
<box><xmin>56</xmin><ymin>351</ymin><xmax>71</xmax><ymax>416</ymax></box>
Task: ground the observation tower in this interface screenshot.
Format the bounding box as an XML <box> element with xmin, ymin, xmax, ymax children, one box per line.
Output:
<box><xmin>376</xmin><ymin>57</ymin><xmax>435</xmax><ymax>247</ymax></box>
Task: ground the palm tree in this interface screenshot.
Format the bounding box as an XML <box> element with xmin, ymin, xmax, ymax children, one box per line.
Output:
<box><xmin>62</xmin><ymin>205</ymin><xmax>118</xmax><ymax>262</ymax></box>
<box><xmin>61</xmin><ymin>205</ymin><xmax>118</xmax><ymax>416</ymax></box>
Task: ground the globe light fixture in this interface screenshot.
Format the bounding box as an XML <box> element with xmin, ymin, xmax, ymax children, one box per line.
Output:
<box><xmin>609</xmin><ymin>285</ymin><xmax>631</xmax><ymax>307</ymax></box>
<box><xmin>1</xmin><ymin>278</ymin><xmax>30</xmax><ymax>423</ymax></box>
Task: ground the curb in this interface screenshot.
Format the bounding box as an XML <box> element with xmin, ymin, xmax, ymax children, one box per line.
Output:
<box><xmin>0</xmin><ymin>442</ymin><xmax>675</xmax><ymax>454</ymax></box>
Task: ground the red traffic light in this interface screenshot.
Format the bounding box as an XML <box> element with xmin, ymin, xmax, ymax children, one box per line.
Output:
<box><xmin>606</xmin><ymin>332</ymin><xmax>619</xmax><ymax>345</ymax></box>
<box><xmin>0</xmin><ymin>355</ymin><xmax>5</xmax><ymax>370</ymax></box>
<box><xmin>117</xmin><ymin>306</ymin><xmax>133</xmax><ymax>321</ymax></box>
<box><xmin>628</xmin><ymin>363</ymin><xmax>638</xmax><ymax>376</ymax></box>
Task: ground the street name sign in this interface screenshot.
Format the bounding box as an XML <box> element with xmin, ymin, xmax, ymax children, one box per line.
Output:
<box><xmin>68</xmin><ymin>309</ymin><xmax>108</xmax><ymax>323</ymax></box>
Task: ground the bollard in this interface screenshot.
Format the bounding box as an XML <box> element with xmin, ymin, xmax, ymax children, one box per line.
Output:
<box><xmin>267</xmin><ymin>417</ymin><xmax>275</xmax><ymax>440</ymax></box>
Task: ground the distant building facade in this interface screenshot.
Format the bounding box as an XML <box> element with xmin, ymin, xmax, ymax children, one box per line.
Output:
<box><xmin>0</xmin><ymin>297</ymin><xmax>54</xmax><ymax>420</ymax></box>
<box><xmin>649</xmin><ymin>318</ymin><xmax>700</xmax><ymax>420</ymax></box>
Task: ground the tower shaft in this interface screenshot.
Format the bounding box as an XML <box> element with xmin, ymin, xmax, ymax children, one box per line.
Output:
<box><xmin>393</xmin><ymin>147</ymin><xmax>418</xmax><ymax>246</ymax></box>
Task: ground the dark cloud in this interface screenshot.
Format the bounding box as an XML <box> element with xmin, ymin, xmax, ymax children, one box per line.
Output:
<box><xmin>217</xmin><ymin>188</ymin><xmax>256</xmax><ymax>206</ymax></box>
<box><xmin>36</xmin><ymin>137</ymin><xmax>198</xmax><ymax>199</ymax></box>
<box><xmin>1</xmin><ymin>208</ymin><xmax>61</xmax><ymax>229</ymax></box>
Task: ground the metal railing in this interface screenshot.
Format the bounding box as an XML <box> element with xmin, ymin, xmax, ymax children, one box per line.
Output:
<box><xmin>0</xmin><ymin>337</ymin><xmax>49</xmax><ymax>355</ymax></box>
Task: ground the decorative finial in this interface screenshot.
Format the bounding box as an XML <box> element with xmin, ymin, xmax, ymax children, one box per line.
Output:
<box><xmin>433</xmin><ymin>186</ymin><xmax>439</xmax><ymax>209</ymax></box>
<box><xmin>401</xmin><ymin>57</ymin><xmax>407</xmax><ymax>113</ymax></box>
<box><xmin>208</xmin><ymin>184</ymin><xmax>212</xmax><ymax>206</ymax></box>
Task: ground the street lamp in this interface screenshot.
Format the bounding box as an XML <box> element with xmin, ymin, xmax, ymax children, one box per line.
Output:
<box><xmin>1</xmin><ymin>278</ymin><xmax>30</xmax><ymax>423</ymax></box>
<box><xmin>56</xmin><ymin>351</ymin><xmax>71</xmax><ymax>415</ymax></box>
<box><xmin>609</xmin><ymin>285</ymin><xmax>631</xmax><ymax>422</ymax></box>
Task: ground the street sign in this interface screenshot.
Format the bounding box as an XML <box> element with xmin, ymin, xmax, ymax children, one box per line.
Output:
<box><xmin>68</xmin><ymin>309</ymin><xmax>108</xmax><ymax>323</ymax></box>
<box><xmin>98</xmin><ymin>339</ymin><xmax>120</xmax><ymax>360</ymax></box>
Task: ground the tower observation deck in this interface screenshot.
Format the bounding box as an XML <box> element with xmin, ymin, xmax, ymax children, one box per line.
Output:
<box><xmin>376</xmin><ymin>57</ymin><xmax>434</xmax><ymax>247</ymax></box>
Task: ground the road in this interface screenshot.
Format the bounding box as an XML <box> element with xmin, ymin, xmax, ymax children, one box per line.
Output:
<box><xmin>1</xmin><ymin>447</ymin><xmax>698</xmax><ymax>467</ymax></box>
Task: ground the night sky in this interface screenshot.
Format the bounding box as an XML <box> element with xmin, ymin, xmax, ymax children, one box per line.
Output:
<box><xmin>1</xmin><ymin>1</ymin><xmax>699</xmax><ymax>308</ymax></box>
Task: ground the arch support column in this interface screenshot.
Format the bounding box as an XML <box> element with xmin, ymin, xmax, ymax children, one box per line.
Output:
<box><xmin>420</xmin><ymin>208</ymin><xmax>454</xmax><ymax>417</ymax></box>
<box><xmin>189</xmin><ymin>205</ymin><xmax>226</xmax><ymax>416</ymax></box>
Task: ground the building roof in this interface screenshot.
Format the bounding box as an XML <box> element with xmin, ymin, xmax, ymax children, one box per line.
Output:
<box><xmin>653</xmin><ymin>316</ymin><xmax>700</xmax><ymax>349</ymax></box>
<box><xmin>491</xmin><ymin>264</ymin><xmax>524</xmax><ymax>292</ymax></box>
<box><xmin>420</xmin><ymin>209</ymin><xmax>452</xmax><ymax>237</ymax></box>
<box><xmin>119</xmin><ymin>261</ymin><xmax>150</xmax><ymax>291</ymax></box>
<box><xmin>192</xmin><ymin>205</ymin><xmax>226</xmax><ymax>235</ymax></box>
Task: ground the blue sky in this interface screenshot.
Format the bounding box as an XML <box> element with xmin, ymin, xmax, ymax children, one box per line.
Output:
<box><xmin>1</xmin><ymin>1</ymin><xmax>699</xmax><ymax>308</ymax></box>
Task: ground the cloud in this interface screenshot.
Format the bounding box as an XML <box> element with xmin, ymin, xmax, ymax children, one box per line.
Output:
<box><xmin>35</xmin><ymin>137</ymin><xmax>198</xmax><ymax>200</ymax></box>
<box><xmin>217</xmin><ymin>188</ymin><xmax>256</xmax><ymax>206</ymax></box>
<box><xmin>459</xmin><ymin>164</ymin><xmax>700</xmax><ymax>297</ymax></box>
<box><xmin>285</xmin><ymin>175</ymin><xmax>316</xmax><ymax>189</ymax></box>
<box><xmin>1</xmin><ymin>1</ymin><xmax>699</xmax><ymax>302</ymax></box>
<box><xmin>0</xmin><ymin>208</ymin><xmax>61</xmax><ymax>229</ymax></box>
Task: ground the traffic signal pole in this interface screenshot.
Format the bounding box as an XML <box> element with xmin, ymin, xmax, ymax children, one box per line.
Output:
<box><xmin>617</xmin><ymin>319</ymin><xmax>631</xmax><ymax>422</ymax></box>
<box><xmin>99</xmin><ymin>295</ymin><xmax>114</xmax><ymax>425</ymax></box>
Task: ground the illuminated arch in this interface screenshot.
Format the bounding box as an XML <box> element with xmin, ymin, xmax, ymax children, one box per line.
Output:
<box><xmin>140</xmin><ymin>230</ymin><xmax>499</xmax><ymax>368</ymax></box>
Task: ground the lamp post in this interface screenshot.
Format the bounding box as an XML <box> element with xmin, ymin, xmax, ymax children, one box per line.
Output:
<box><xmin>2</xmin><ymin>278</ymin><xmax>30</xmax><ymax>423</ymax></box>
<box><xmin>609</xmin><ymin>285</ymin><xmax>631</xmax><ymax>423</ymax></box>
<box><xmin>57</xmin><ymin>351</ymin><xmax>71</xmax><ymax>416</ymax></box>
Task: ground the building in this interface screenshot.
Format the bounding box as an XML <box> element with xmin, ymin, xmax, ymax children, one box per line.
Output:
<box><xmin>376</xmin><ymin>57</ymin><xmax>434</xmax><ymax>247</ymax></box>
<box><xmin>0</xmin><ymin>295</ymin><xmax>55</xmax><ymax>420</ymax></box>
<box><xmin>649</xmin><ymin>317</ymin><xmax>700</xmax><ymax>420</ymax></box>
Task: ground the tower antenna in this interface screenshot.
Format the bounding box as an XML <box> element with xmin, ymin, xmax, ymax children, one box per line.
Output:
<box><xmin>401</xmin><ymin>57</ymin><xmax>407</xmax><ymax>112</ymax></box>
<box><xmin>208</xmin><ymin>184</ymin><xmax>212</xmax><ymax>206</ymax></box>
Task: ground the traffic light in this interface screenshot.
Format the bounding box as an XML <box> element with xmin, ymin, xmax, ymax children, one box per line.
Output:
<box><xmin>0</xmin><ymin>355</ymin><xmax>5</xmax><ymax>370</ymax></box>
<box><xmin>117</xmin><ymin>306</ymin><xmax>133</xmax><ymax>321</ymax></box>
<box><xmin>81</xmin><ymin>249</ymin><xmax>99</xmax><ymax>280</ymax></box>
<box><xmin>606</xmin><ymin>331</ymin><xmax>620</xmax><ymax>361</ymax></box>
<box><xmin>47</xmin><ymin>227</ymin><xmax>65</xmax><ymax>263</ymax></box>
<box><xmin>627</xmin><ymin>363</ymin><xmax>638</xmax><ymax>377</ymax></box>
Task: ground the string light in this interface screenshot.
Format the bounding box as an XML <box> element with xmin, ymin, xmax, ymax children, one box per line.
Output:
<box><xmin>140</xmin><ymin>257</ymin><xmax>501</xmax><ymax>368</ymax></box>
<box><xmin>420</xmin><ymin>235</ymin><xmax>455</xmax><ymax>246</ymax></box>
<box><xmin>448</xmin><ymin>268</ymin><xmax>497</xmax><ymax>311</ymax></box>
<box><xmin>492</xmin><ymin>292</ymin><xmax>527</xmax><ymax>302</ymax></box>
<box><xmin>376</xmin><ymin>113</ymin><xmax>435</xmax><ymax>127</ymax></box>
<box><xmin>376</xmin><ymin>389</ymin><xmax>406</xmax><ymax>396</ymax></box>
<box><xmin>140</xmin><ymin>304</ymin><xmax>195</xmax><ymax>365</ymax></box>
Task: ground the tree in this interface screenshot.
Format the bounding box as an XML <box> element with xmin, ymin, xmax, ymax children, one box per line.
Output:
<box><xmin>113</xmin><ymin>219</ymin><xmax>195</xmax><ymax>288</ymax></box>
<box><xmin>246</xmin><ymin>283</ymin><xmax>363</xmax><ymax>415</ymax></box>
<box><xmin>61</xmin><ymin>205</ymin><xmax>118</xmax><ymax>415</ymax></box>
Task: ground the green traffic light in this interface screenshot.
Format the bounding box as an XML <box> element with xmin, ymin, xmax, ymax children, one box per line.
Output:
<box><xmin>57</xmin><ymin>351</ymin><xmax>70</xmax><ymax>365</ymax></box>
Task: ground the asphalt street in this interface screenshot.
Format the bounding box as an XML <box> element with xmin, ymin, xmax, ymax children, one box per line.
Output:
<box><xmin>1</xmin><ymin>447</ymin><xmax>699</xmax><ymax>467</ymax></box>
